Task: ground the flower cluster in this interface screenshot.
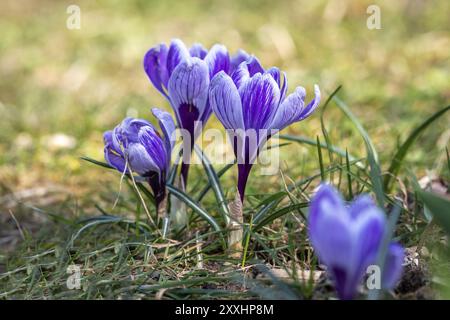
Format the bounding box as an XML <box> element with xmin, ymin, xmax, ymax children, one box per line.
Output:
<box><xmin>101</xmin><ymin>39</ymin><xmax>404</xmax><ymax>299</ymax></box>
<box><xmin>142</xmin><ymin>39</ymin><xmax>320</xmax><ymax>200</ymax></box>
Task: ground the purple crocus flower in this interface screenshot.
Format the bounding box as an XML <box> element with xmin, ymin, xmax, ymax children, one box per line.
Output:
<box><xmin>308</xmin><ymin>184</ymin><xmax>404</xmax><ymax>299</ymax></box>
<box><xmin>103</xmin><ymin>108</ymin><xmax>175</xmax><ymax>209</ymax></box>
<box><xmin>209</xmin><ymin>56</ymin><xmax>320</xmax><ymax>202</ymax></box>
<box><xmin>143</xmin><ymin>39</ymin><xmax>233</xmax><ymax>184</ymax></box>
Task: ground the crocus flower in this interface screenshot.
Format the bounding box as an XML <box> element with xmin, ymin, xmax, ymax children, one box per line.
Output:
<box><xmin>209</xmin><ymin>56</ymin><xmax>320</xmax><ymax>201</ymax></box>
<box><xmin>143</xmin><ymin>39</ymin><xmax>232</xmax><ymax>184</ymax></box>
<box><xmin>308</xmin><ymin>184</ymin><xmax>404</xmax><ymax>299</ymax></box>
<box><xmin>103</xmin><ymin>108</ymin><xmax>175</xmax><ymax>210</ymax></box>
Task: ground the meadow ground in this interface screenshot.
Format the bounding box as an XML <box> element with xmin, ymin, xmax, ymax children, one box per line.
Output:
<box><xmin>0</xmin><ymin>0</ymin><xmax>449</xmax><ymax>299</ymax></box>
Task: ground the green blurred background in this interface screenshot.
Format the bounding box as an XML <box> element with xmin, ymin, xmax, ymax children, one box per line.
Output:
<box><xmin>0</xmin><ymin>0</ymin><xmax>449</xmax><ymax>212</ymax></box>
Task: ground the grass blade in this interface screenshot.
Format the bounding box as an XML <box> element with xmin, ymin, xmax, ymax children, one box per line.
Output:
<box><xmin>197</xmin><ymin>162</ymin><xmax>236</xmax><ymax>202</ymax></box>
<box><xmin>166</xmin><ymin>184</ymin><xmax>222</xmax><ymax>235</ymax></box>
<box><xmin>82</xmin><ymin>156</ymin><xmax>155</xmax><ymax>204</ymax></box>
<box><xmin>316</xmin><ymin>136</ymin><xmax>325</xmax><ymax>181</ymax></box>
<box><xmin>384</xmin><ymin>105</ymin><xmax>450</xmax><ymax>192</ymax></box>
<box><xmin>345</xmin><ymin>149</ymin><xmax>353</xmax><ymax>199</ymax></box>
<box><xmin>320</xmin><ymin>86</ymin><xmax>342</xmax><ymax>180</ymax></box>
<box><xmin>332</xmin><ymin>95</ymin><xmax>384</xmax><ymax>207</ymax></box>
<box><xmin>279</xmin><ymin>135</ymin><xmax>362</xmax><ymax>167</ymax></box>
<box><xmin>332</xmin><ymin>96</ymin><xmax>379</xmax><ymax>163</ymax></box>
<box><xmin>446</xmin><ymin>146</ymin><xmax>450</xmax><ymax>177</ymax></box>
<box><xmin>241</xmin><ymin>214</ymin><xmax>253</xmax><ymax>268</ymax></box>
<box><xmin>253</xmin><ymin>158</ymin><xmax>364</xmax><ymax>225</ymax></box>
<box><xmin>194</xmin><ymin>145</ymin><xmax>230</xmax><ymax>225</ymax></box>
<box><xmin>416</xmin><ymin>189</ymin><xmax>450</xmax><ymax>235</ymax></box>
<box><xmin>253</xmin><ymin>203</ymin><xmax>309</xmax><ymax>231</ymax></box>
<box><xmin>80</xmin><ymin>156</ymin><xmax>113</xmax><ymax>169</ymax></box>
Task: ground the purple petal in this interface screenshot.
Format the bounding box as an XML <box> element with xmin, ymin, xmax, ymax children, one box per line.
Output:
<box><xmin>151</xmin><ymin>107</ymin><xmax>176</xmax><ymax>155</ymax></box>
<box><xmin>143</xmin><ymin>44</ymin><xmax>169</xmax><ymax>98</ymax></box>
<box><xmin>230</xmin><ymin>49</ymin><xmax>250</xmax><ymax>73</ymax></box>
<box><xmin>280</xmin><ymin>72</ymin><xmax>288</xmax><ymax>101</ymax></box>
<box><xmin>189</xmin><ymin>43</ymin><xmax>208</xmax><ymax>59</ymax></box>
<box><xmin>138</xmin><ymin>126</ymin><xmax>167</xmax><ymax>174</ymax></box>
<box><xmin>166</xmin><ymin>39</ymin><xmax>190</xmax><ymax>75</ymax></box>
<box><xmin>204</xmin><ymin>44</ymin><xmax>230</xmax><ymax>78</ymax></box>
<box><xmin>239</xmin><ymin>73</ymin><xmax>280</xmax><ymax>131</ymax></box>
<box><xmin>168</xmin><ymin>58</ymin><xmax>210</xmax><ymax>125</ymax></box>
<box><xmin>127</xmin><ymin>142</ymin><xmax>159</xmax><ymax>176</ymax></box>
<box><xmin>231</xmin><ymin>61</ymin><xmax>250</xmax><ymax>89</ymax></box>
<box><xmin>307</xmin><ymin>184</ymin><xmax>390</xmax><ymax>300</ymax></box>
<box><xmin>119</xmin><ymin>118</ymin><xmax>153</xmax><ymax>144</ymax></box>
<box><xmin>383</xmin><ymin>242</ymin><xmax>404</xmax><ymax>290</ymax></box>
<box><xmin>351</xmin><ymin>207</ymin><xmax>386</xmax><ymax>280</ymax></box>
<box><xmin>112</xmin><ymin>118</ymin><xmax>153</xmax><ymax>152</ymax></box>
<box><xmin>308</xmin><ymin>184</ymin><xmax>351</xmax><ymax>268</ymax></box>
<box><xmin>209</xmin><ymin>71</ymin><xmax>244</xmax><ymax>130</ymax></box>
<box><xmin>348</xmin><ymin>194</ymin><xmax>377</xmax><ymax>219</ymax></box>
<box><xmin>103</xmin><ymin>130</ymin><xmax>126</xmax><ymax>173</ymax></box>
<box><xmin>269</xmin><ymin>85</ymin><xmax>320</xmax><ymax>130</ymax></box>
<box><xmin>297</xmin><ymin>84</ymin><xmax>320</xmax><ymax>120</ymax></box>
<box><xmin>266</xmin><ymin>67</ymin><xmax>281</xmax><ymax>88</ymax></box>
<box><xmin>246</xmin><ymin>56</ymin><xmax>265</xmax><ymax>76</ymax></box>
<box><xmin>308</xmin><ymin>193</ymin><xmax>357</xmax><ymax>299</ymax></box>
<box><xmin>269</xmin><ymin>86</ymin><xmax>306</xmax><ymax>130</ymax></box>
<box><xmin>265</xmin><ymin>68</ymin><xmax>287</xmax><ymax>101</ymax></box>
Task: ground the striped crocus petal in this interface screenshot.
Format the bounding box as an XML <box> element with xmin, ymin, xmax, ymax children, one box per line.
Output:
<box><xmin>230</xmin><ymin>49</ymin><xmax>250</xmax><ymax>73</ymax></box>
<box><xmin>166</xmin><ymin>39</ymin><xmax>191</xmax><ymax>75</ymax></box>
<box><xmin>126</xmin><ymin>142</ymin><xmax>160</xmax><ymax>176</ymax></box>
<box><xmin>189</xmin><ymin>43</ymin><xmax>208</xmax><ymax>59</ymax></box>
<box><xmin>103</xmin><ymin>130</ymin><xmax>126</xmax><ymax>173</ymax></box>
<box><xmin>270</xmin><ymin>84</ymin><xmax>320</xmax><ymax>131</ymax></box>
<box><xmin>240</xmin><ymin>73</ymin><xmax>280</xmax><ymax>131</ymax></box>
<box><xmin>151</xmin><ymin>107</ymin><xmax>176</xmax><ymax>160</ymax></box>
<box><xmin>231</xmin><ymin>61</ymin><xmax>251</xmax><ymax>89</ymax></box>
<box><xmin>266</xmin><ymin>67</ymin><xmax>287</xmax><ymax>101</ymax></box>
<box><xmin>246</xmin><ymin>56</ymin><xmax>265</xmax><ymax>76</ymax></box>
<box><xmin>168</xmin><ymin>58</ymin><xmax>210</xmax><ymax>133</ymax></box>
<box><xmin>209</xmin><ymin>71</ymin><xmax>247</xmax><ymax>194</ymax></box>
<box><xmin>143</xmin><ymin>44</ymin><xmax>169</xmax><ymax>98</ymax></box>
<box><xmin>138</xmin><ymin>125</ymin><xmax>170</xmax><ymax>204</ymax></box>
<box><xmin>138</xmin><ymin>125</ymin><xmax>168</xmax><ymax>175</ymax></box>
<box><xmin>204</xmin><ymin>44</ymin><xmax>230</xmax><ymax>79</ymax></box>
<box><xmin>209</xmin><ymin>71</ymin><xmax>244</xmax><ymax>131</ymax></box>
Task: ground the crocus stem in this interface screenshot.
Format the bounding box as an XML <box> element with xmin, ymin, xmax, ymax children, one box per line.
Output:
<box><xmin>227</xmin><ymin>191</ymin><xmax>244</xmax><ymax>258</ymax></box>
<box><xmin>237</xmin><ymin>163</ymin><xmax>252</xmax><ymax>203</ymax></box>
<box><xmin>180</xmin><ymin>162</ymin><xmax>190</xmax><ymax>187</ymax></box>
<box><xmin>148</xmin><ymin>174</ymin><xmax>167</xmax><ymax>223</ymax></box>
<box><xmin>156</xmin><ymin>193</ymin><xmax>168</xmax><ymax>220</ymax></box>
